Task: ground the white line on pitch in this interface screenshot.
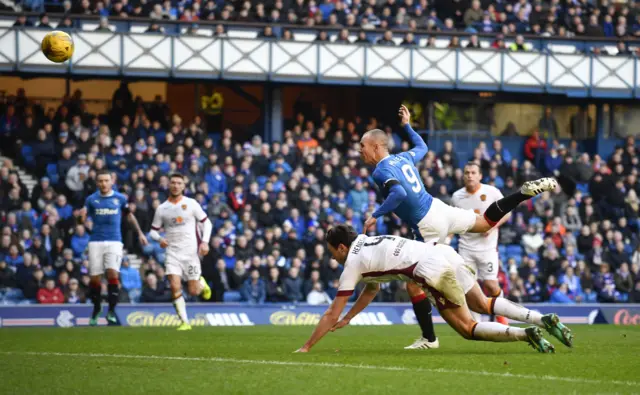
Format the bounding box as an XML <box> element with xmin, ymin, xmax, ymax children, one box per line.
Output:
<box><xmin>1</xmin><ymin>351</ymin><xmax>637</xmax><ymax>388</ymax></box>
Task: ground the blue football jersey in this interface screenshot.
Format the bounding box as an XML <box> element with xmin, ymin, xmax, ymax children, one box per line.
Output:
<box><xmin>372</xmin><ymin>152</ymin><xmax>433</xmax><ymax>232</ymax></box>
<box><xmin>85</xmin><ymin>191</ymin><xmax>129</xmax><ymax>242</ymax></box>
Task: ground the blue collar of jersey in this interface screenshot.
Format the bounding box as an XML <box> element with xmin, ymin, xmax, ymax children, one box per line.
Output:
<box><xmin>377</xmin><ymin>155</ymin><xmax>392</xmax><ymax>166</ymax></box>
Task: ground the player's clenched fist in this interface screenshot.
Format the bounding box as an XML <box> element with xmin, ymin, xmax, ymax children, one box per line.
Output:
<box><xmin>399</xmin><ymin>105</ymin><xmax>411</xmax><ymax>126</ymax></box>
<box><xmin>198</xmin><ymin>242</ymin><xmax>210</xmax><ymax>256</ymax></box>
<box><xmin>160</xmin><ymin>238</ymin><xmax>169</xmax><ymax>248</ymax></box>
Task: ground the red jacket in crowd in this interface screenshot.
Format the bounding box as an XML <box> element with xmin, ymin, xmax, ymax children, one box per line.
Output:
<box><xmin>524</xmin><ymin>131</ymin><xmax>548</xmax><ymax>160</ymax></box>
<box><xmin>37</xmin><ymin>287</ymin><xmax>65</xmax><ymax>304</ymax></box>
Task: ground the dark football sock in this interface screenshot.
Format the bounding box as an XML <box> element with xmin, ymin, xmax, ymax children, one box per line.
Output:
<box><xmin>90</xmin><ymin>284</ymin><xmax>101</xmax><ymax>317</ymax></box>
<box><xmin>484</xmin><ymin>192</ymin><xmax>530</xmax><ymax>226</ymax></box>
<box><xmin>554</xmin><ymin>171</ymin><xmax>577</xmax><ymax>197</ymax></box>
<box><xmin>412</xmin><ymin>293</ymin><xmax>436</xmax><ymax>342</ymax></box>
<box><xmin>107</xmin><ymin>279</ymin><xmax>119</xmax><ymax>313</ymax></box>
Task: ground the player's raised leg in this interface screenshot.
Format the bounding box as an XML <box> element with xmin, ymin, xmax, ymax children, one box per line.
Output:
<box><xmin>404</xmin><ymin>282</ymin><xmax>438</xmax><ymax>350</ymax></box>
<box><xmin>465</xmin><ymin>283</ymin><xmax>573</xmax><ymax>347</ymax></box>
<box><xmin>468</xmin><ymin>178</ymin><xmax>559</xmax><ymax>234</ymax></box>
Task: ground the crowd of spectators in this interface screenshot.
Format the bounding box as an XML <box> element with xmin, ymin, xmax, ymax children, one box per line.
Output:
<box><xmin>1</xmin><ymin>83</ymin><xmax>640</xmax><ymax>306</ymax></box>
<box><xmin>7</xmin><ymin>0</ymin><xmax>640</xmax><ymax>55</ymax></box>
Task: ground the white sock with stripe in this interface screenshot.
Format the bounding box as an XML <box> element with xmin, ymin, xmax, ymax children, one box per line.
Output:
<box><xmin>492</xmin><ymin>298</ymin><xmax>543</xmax><ymax>326</ymax></box>
<box><xmin>472</xmin><ymin>322</ymin><xmax>527</xmax><ymax>342</ymax></box>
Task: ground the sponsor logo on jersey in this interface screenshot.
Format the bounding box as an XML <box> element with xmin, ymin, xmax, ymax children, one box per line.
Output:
<box><xmin>126</xmin><ymin>311</ymin><xmax>207</xmax><ymax>327</ymax></box>
<box><xmin>172</xmin><ymin>216</ymin><xmax>184</xmax><ymax>226</ymax></box>
<box><xmin>480</xmin><ymin>194</ymin><xmax>487</xmax><ymax>201</ymax></box>
<box><xmin>95</xmin><ymin>208</ymin><xmax>119</xmax><ymax>215</ymax></box>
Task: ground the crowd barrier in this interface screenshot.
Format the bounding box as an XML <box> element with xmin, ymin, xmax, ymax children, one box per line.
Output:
<box><xmin>1</xmin><ymin>303</ymin><xmax>638</xmax><ymax>328</ymax></box>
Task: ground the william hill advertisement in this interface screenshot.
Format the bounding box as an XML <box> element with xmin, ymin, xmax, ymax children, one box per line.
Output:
<box><xmin>0</xmin><ymin>304</ymin><xmax>636</xmax><ymax>327</ymax></box>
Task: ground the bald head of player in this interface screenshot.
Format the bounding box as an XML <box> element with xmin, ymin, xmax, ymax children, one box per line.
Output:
<box><xmin>463</xmin><ymin>161</ymin><xmax>482</xmax><ymax>193</ymax></box>
<box><xmin>326</xmin><ymin>224</ymin><xmax>359</xmax><ymax>264</ymax></box>
<box><xmin>360</xmin><ymin>129</ymin><xmax>390</xmax><ymax>166</ymax></box>
<box><xmin>169</xmin><ymin>173</ymin><xmax>186</xmax><ymax>199</ymax></box>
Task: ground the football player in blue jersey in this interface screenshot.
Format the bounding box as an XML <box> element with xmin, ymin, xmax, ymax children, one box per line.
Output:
<box><xmin>360</xmin><ymin>105</ymin><xmax>558</xmax><ymax>350</ymax></box>
<box><xmin>82</xmin><ymin>170</ymin><xmax>149</xmax><ymax>326</ymax></box>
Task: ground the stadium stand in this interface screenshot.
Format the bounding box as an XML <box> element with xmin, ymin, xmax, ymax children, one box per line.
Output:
<box><xmin>1</xmin><ymin>83</ymin><xmax>640</xmax><ymax>306</ymax></box>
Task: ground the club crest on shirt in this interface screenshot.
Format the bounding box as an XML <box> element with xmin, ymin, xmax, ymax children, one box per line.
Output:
<box><xmin>474</xmin><ymin>209</ymin><xmax>481</xmax><ymax>214</ymax></box>
<box><xmin>480</xmin><ymin>194</ymin><xmax>487</xmax><ymax>201</ymax></box>
<box><xmin>112</xmin><ymin>198</ymin><xmax>119</xmax><ymax>206</ymax></box>
<box><xmin>181</xmin><ymin>204</ymin><xmax>187</xmax><ymax>210</ymax></box>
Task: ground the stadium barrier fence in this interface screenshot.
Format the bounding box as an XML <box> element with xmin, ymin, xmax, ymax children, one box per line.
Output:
<box><xmin>0</xmin><ymin>303</ymin><xmax>638</xmax><ymax>327</ymax></box>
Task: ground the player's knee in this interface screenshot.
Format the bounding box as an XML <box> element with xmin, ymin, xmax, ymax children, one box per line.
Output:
<box><xmin>187</xmin><ymin>284</ymin><xmax>200</xmax><ymax>296</ymax></box>
<box><xmin>460</xmin><ymin>321</ymin><xmax>477</xmax><ymax>340</ymax></box>
<box><xmin>468</xmin><ymin>216</ymin><xmax>491</xmax><ymax>233</ymax></box>
<box><xmin>406</xmin><ymin>282</ymin><xmax>424</xmax><ymax>298</ymax></box>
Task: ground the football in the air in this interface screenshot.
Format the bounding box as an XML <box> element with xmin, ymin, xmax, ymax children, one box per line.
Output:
<box><xmin>41</xmin><ymin>30</ymin><xmax>74</xmax><ymax>63</ymax></box>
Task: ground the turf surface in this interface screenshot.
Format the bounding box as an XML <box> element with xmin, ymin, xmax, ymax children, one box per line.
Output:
<box><xmin>0</xmin><ymin>325</ymin><xmax>638</xmax><ymax>394</ymax></box>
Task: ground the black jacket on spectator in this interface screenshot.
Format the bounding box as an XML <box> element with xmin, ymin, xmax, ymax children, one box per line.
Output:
<box><xmin>265</xmin><ymin>279</ymin><xmax>288</xmax><ymax>302</ymax></box>
<box><xmin>141</xmin><ymin>283</ymin><xmax>171</xmax><ymax>302</ymax></box>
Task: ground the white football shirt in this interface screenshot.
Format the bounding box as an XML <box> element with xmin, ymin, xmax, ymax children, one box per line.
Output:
<box><xmin>151</xmin><ymin>196</ymin><xmax>208</xmax><ymax>255</ymax></box>
<box><xmin>336</xmin><ymin>234</ymin><xmax>434</xmax><ymax>296</ymax></box>
<box><xmin>451</xmin><ymin>184</ymin><xmax>503</xmax><ymax>252</ymax></box>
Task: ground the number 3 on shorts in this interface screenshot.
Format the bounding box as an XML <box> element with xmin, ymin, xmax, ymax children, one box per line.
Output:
<box><xmin>487</xmin><ymin>262</ymin><xmax>493</xmax><ymax>272</ymax></box>
<box><xmin>401</xmin><ymin>164</ymin><xmax>421</xmax><ymax>193</ymax></box>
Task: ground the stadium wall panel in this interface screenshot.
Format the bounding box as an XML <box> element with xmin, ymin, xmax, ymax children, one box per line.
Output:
<box><xmin>0</xmin><ymin>304</ymin><xmax>638</xmax><ymax>328</ymax></box>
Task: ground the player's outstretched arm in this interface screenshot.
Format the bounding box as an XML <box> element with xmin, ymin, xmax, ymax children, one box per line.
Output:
<box><xmin>331</xmin><ymin>283</ymin><xmax>379</xmax><ymax>331</ymax></box>
<box><xmin>399</xmin><ymin>105</ymin><xmax>428</xmax><ymax>163</ymax></box>
<box><xmin>295</xmin><ymin>296</ymin><xmax>350</xmax><ymax>353</ymax></box>
<box><xmin>372</xmin><ymin>184</ymin><xmax>407</xmax><ymax>219</ymax></box>
<box><xmin>127</xmin><ymin>212</ymin><xmax>148</xmax><ymax>246</ymax></box>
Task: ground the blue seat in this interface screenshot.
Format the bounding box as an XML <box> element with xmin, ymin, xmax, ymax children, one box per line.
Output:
<box><xmin>46</xmin><ymin>163</ymin><xmax>59</xmax><ymax>184</ymax></box>
<box><xmin>506</xmin><ymin>245</ymin><xmax>523</xmax><ymax>258</ymax></box>
<box><xmin>21</xmin><ymin>145</ymin><xmax>35</xmax><ymax>168</ymax></box>
<box><xmin>223</xmin><ymin>291</ymin><xmax>242</xmax><ymax>303</ymax></box>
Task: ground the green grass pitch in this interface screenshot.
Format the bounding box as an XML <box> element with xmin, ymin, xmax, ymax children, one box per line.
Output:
<box><xmin>0</xmin><ymin>325</ymin><xmax>638</xmax><ymax>394</ymax></box>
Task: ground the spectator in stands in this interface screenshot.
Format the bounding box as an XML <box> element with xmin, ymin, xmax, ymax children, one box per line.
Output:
<box><xmin>141</xmin><ymin>272</ymin><xmax>171</xmax><ymax>302</ymax></box>
<box><xmin>401</xmin><ymin>32</ymin><xmax>417</xmax><ymax>46</ymax></box>
<box><xmin>448</xmin><ymin>36</ymin><xmax>461</xmax><ymax>48</ymax></box>
<box><xmin>524</xmin><ymin>130</ymin><xmax>547</xmax><ymax>167</ymax></box>
<box><xmin>37</xmin><ymin>278</ymin><xmax>64</xmax><ymax>304</ymax></box>
<box><xmin>538</xmin><ymin>107</ymin><xmax>558</xmax><ymax>141</ymax></box>
<box><xmin>377</xmin><ymin>31</ymin><xmax>396</xmax><ymax>46</ymax></box>
<box><xmin>306</xmin><ymin>281</ymin><xmax>332</xmax><ymax>305</ymax></box>
<box><xmin>38</xmin><ymin>13</ymin><xmax>52</xmax><ymax>29</ymax></box>
<box><xmin>120</xmin><ymin>259</ymin><xmax>142</xmax><ymax>303</ymax></box>
<box><xmin>284</xmin><ymin>267</ymin><xmax>304</xmax><ymax>302</ymax></box>
<box><xmin>64</xmin><ymin>278</ymin><xmax>85</xmax><ymax>303</ymax></box>
<box><xmin>550</xmin><ymin>283</ymin><xmax>575</xmax><ymax>304</ymax></box>
<box><xmin>13</xmin><ymin>14</ymin><xmax>33</xmax><ymax>27</ymax></box>
<box><xmin>466</xmin><ymin>34</ymin><xmax>481</xmax><ymax>48</ymax></box>
<box><xmin>241</xmin><ymin>269</ymin><xmax>266</xmax><ymax>304</ymax></box>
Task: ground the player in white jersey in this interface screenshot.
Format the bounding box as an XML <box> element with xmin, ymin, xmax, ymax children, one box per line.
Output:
<box><xmin>451</xmin><ymin>162</ymin><xmax>508</xmax><ymax>324</ymax></box>
<box><xmin>295</xmin><ymin>225</ymin><xmax>573</xmax><ymax>353</ymax></box>
<box><xmin>149</xmin><ymin>173</ymin><xmax>213</xmax><ymax>331</ymax></box>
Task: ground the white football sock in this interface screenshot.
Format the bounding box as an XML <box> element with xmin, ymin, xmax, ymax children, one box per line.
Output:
<box><xmin>492</xmin><ymin>298</ymin><xmax>543</xmax><ymax>326</ymax></box>
<box><xmin>172</xmin><ymin>294</ymin><xmax>189</xmax><ymax>324</ymax></box>
<box><xmin>472</xmin><ymin>322</ymin><xmax>527</xmax><ymax>342</ymax></box>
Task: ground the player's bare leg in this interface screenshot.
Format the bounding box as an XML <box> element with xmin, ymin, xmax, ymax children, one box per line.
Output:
<box><xmin>105</xmin><ymin>268</ymin><xmax>120</xmax><ymax>325</ymax></box>
<box><xmin>482</xmin><ymin>280</ymin><xmax>508</xmax><ymax>325</ymax></box>
<box><xmin>169</xmin><ymin>274</ymin><xmax>191</xmax><ymax>330</ymax></box>
<box><xmin>88</xmin><ymin>275</ymin><xmax>103</xmax><ymax>326</ymax></box>
<box><xmin>468</xmin><ymin>178</ymin><xmax>558</xmax><ymax>233</ymax></box>
<box><xmin>465</xmin><ymin>283</ymin><xmax>573</xmax><ymax>347</ymax></box>
<box><xmin>187</xmin><ymin>276</ymin><xmax>212</xmax><ymax>301</ymax></box>
<box><xmin>439</xmin><ymin>303</ymin><xmax>555</xmax><ymax>353</ymax></box>
<box><xmin>404</xmin><ymin>282</ymin><xmax>439</xmax><ymax>350</ymax></box>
